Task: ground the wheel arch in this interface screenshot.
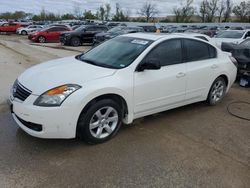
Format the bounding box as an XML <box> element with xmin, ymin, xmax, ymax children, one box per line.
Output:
<box><xmin>37</xmin><ymin>35</ymin><xmax>46</xmax><ymax>42</ymax></box>
<box><xmin>207</xmin><ymin>74</ymin><xmax>230</xmax><ymax>99</ymax></box>
<box><xmin>76</xmin><ymin>91</ymin><xmax>132</xmax><ymax>126</ymax></box>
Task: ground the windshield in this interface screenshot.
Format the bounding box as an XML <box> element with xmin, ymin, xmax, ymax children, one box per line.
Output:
<box><xmin>79</xmin><ymin>37</ymin><xmax>152</xmax><ymax>69</ymax></box>
<box><xmin>75</xmin><ymin>26</ymin><xmax>85</xmax><ymax>32</ymax></box>
<box><xmin>216</xmin><ymin>31</ymin><xmax>244</xmax><ymax>39</ymax></box>
<box><xmin>107</xmin><ymin>27</ymin><xmax>124</xmax><ymax>33</ymax></box>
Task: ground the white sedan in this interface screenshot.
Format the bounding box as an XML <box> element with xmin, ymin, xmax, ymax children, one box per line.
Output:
<box><xmin>10</xmin><ymin>33</ymin><xmax>237</xmax><ymax>144</ymax></box>
<box><xmin>16</xmin><ymin>25</ymin><xmax>43</xmax><ymax>35</ymax></box>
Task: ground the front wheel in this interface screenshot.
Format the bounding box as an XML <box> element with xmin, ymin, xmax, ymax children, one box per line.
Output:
<box><xmin>70</xmin><ymin>37</ymin><xmax>81</xmax><ymax>47</ymax></box>
<box><xmin>77</xmin><ymin>99</ymin><xmax>122</xmax><ymax>144</ymax></box>
<box><xmin>21</xmin><ymin>30</ymin><xmax>27</xmax><ymax>35</ymax></box>
<box><xmin>207</xmin><ymin>77</ymin><xmax>227</xmax><ymax>105</ymax></box>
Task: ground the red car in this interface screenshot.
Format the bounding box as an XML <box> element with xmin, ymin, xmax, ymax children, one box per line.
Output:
<box><xmin>0</xmin><ymin>22</ymin><xmax>21</xmax><ymax>32</ymax></box>
<box><xmin>28</xmin><ymin>26</ymin><xmax>71</xmax><ymax>43</ymax></box>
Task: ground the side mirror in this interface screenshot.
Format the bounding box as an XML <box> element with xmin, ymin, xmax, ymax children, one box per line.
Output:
<box><xmin>137</xmin><ymin>59</ymin><xmax>161</xmax><ymax>72</ymax></box>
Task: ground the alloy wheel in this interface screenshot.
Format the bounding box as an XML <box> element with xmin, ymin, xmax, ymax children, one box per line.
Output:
<box><xmin>210</xmin><ymin>80</ymin><xmax>225</xmax><ymax>103</ymax></box>
<box><xmin>89</xmin><ymin>106</ymin><xmax>119</xmax><ymax>139</ymax></box>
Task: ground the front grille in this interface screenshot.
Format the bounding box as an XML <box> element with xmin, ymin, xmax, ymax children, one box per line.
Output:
<box><xmin>12</xmin><ymin>80</ymin><xmax>32</xmax><ymax>102</ymax></box>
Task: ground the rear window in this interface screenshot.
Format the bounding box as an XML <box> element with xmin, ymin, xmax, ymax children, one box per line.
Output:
<box><xmin>184</xmin><ymin>39</ymin><xmax>216</xmax><ymax>62</ymax></box>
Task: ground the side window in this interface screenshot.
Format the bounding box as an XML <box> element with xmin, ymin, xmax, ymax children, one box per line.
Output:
<box><xmin>59</xmin><ymin>27</ymin><xmax>68</xmax><ymax>31</ymax></box>
<box><xmin>208</xmin><ymin>45</ymin><xmax>217</xmax><ymax>58</ymax></box>
<box><xmin>145</xmin><ymin>39</ymin><xmax>182</xmax><ymax>66</ymax></box>
<box><xmin>100</xmin><ymin>27</ymin><xmax>108</xmax><ymax>31</ymax></box>
<box><xmin>86</xmin><ymin>27</ymin><xmax>95</xmax><ymax>31</ymax></box>
<box><xmin>245</xmin><ymin>31</ymin><xmax>250</xmax><ymax>38</ymax></box>
<box><xmin>47</xmin><ymin>27</ymin><xmax>56</xmax><ymax>32</ymax></box>
<box><xmin>184</xmin><ymin>39</ymin><xmax>214</xmax><ymax>62</ymax></box>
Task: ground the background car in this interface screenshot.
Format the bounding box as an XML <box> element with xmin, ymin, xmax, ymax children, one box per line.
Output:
<box><xmin>139</xmin><ymin>25</ymin><xmax>157</xmax><ymax>32</ymax></box>
<box><xmin>60</xmin><ymin>25</ymin><xmax>109</xmax><ymax>46</ymax></box>
<box><xmin>16</xmin><ymin>25</ymin><xmax>43</xmax><ymax>35</ymax></box>
<box><xmin>222</xmin><ymin>39</ymin><xmax>250</xmax><ymax>76</ymax></box>
<box><xmin>213</xmin><ymin>30</ymin><xmax>250</xmax><ymax>48</ymax></box>
<box><xmin>0</xmin><ymin>22</ymin><xmax>21</xmax><ymax>32</ymax></box>
<box><xmin>28</xmin><ymin>26</ymin><xmax>71</xmax><ymax>43</ymax></box>
<box><xmin>93</xmin><ymin>26</ymin><xmax>144</xmax><ymax>45</ymax></box>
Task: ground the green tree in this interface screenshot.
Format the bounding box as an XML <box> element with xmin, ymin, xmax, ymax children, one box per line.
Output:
<box><xmin>83</xmin><ymin>10</ymin><xmax>96</xmax><ymax>20</ymax></box>
<box><xmin>61</xmin><ymin>13</ymin><xmax>75</xmax><ymax>20</ymax></box>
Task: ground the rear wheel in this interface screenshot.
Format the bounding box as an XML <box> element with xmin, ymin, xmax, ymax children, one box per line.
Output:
<box><xmin>207</xmin><ymin>77</ymin><xmax>227</xmax><ymax>105</ymax></box>
<box><xmin>77</xmin><ymin>99</ymin><xmax>122</xmax><ymax>144</ymax></box>
<box><xmin>70</xmin><ymin>37</ymin><xmax>81</xmax><ymax>47</ymax></box>
<box><xmin>38</xmin><ymin>36</ymin><xmax>46</xmax><ymax>43</ymax></box>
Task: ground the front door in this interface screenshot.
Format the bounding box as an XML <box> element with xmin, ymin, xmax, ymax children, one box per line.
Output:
<box><xmin>134</xmin><ymin>39</ymin><xmax>186</xmax><ymax>117</ymax></box>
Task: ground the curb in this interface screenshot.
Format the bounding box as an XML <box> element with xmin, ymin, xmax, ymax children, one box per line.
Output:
<box><xmin>29</xmin><ymin>43</ymin><xmax>85</xmax><ymax>53</ymax></box>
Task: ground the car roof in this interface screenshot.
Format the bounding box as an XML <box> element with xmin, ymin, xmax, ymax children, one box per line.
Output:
<box><xmin>123</xmin><ymin>33</ymin><xmax>210</xmax><ymax>41</ymax></box>
<box><xmin>173</xmin><ymin>32</ymin><xmax>211</xmax><ymax>39</ymax></box>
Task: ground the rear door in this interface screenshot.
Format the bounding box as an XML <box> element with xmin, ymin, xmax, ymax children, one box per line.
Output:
<box><xmin>183</xmin><ymin>39</ymin><xmax>219</xmax><ymax>101</ymax></box>
<box><xmin>48</xmin><ymin>27</ymin><xmax>67</xmax><ymax>42</ymax></box>
<box><xmin>82</xmin><ymin>26</ymin><xmax>95</xmax><ymax>43</ymax></box>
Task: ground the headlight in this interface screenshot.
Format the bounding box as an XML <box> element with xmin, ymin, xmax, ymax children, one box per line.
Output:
<box><xmin>34</xmin><ymin>84</ymin><xmax>81</xmax><ymax>107</ymax></box>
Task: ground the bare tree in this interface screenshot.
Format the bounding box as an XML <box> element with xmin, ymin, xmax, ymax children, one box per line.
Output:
<box><xmin>218</xmin><ymin>0</ymin><xmax>225</xmax><ymax>22</ymax></box>
<box><xmin>73</xmin><ymin>2</ymin><xmax>82</xmax><ymax>19</ymax></box>
<box><xmin>173</xmin><ymin>0</ymin><xmax>195</xmax><ymax>23</ymax></box>
<box><xmin>138</xmin><ymin>2</ymin><xmax>158</xmax><ymax>22</ymax></box>
<box><xmin>223</xmin><ymin>0</ymin><xmax>233</xmax><ymax>22</ymax></box>
<box><xmin>99</xmin><ymin>5</ymin><xmax>105</xmax><ymax>21</ymax></box>
<box><xmin>207</xmin><ymin>0</ymin><xmax>219</xmax><ymax>22</ymax></box>
<box><xmin>199</xmin><ymin>0</ymin><xmax>219</xmax><ymax>22</ymax></box>
<box><xmin>199</xmin><ymin>0</ymin><xmax>208</xmax><ymax>22</ymax></box>
<box><xmin>105</xmin><ymin>4</ymin><xmax>111</xmax><ymax>21</ymax></box>
<box><xmin>233</xmin><ymin>1</ymin><xmax>250</xmax><ymax>22</ymax></box>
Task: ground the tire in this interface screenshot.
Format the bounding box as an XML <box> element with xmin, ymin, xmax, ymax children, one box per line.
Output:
<box><xmin>38</xmin><ymin>36</ymin><xmax>46</xmax><ymax>43</ymax></box>
<box><xmin>21</xmin><ymin>30</ymin><xmax>27</xmax><ymax>35</ymax></box>
<box><xmin>207</xmin><ymin>77</ymin><xmax>227</xmax><ymax>106</ymax></box>
<box><xmin>70</xmin><ymin>37</ymin><xmax>81</xmax><ymax>47</ymax></box>
<box><xmin>77</xmin><ymin>99</ymin><xmax>123</xmax><ymax>144</ymax></box>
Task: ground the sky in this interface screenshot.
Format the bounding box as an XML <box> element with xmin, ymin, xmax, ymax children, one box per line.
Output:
<box><xmin>0</xmin><ymin>0</ymin><xmax>240</xmax><ymax>16</ymax></box>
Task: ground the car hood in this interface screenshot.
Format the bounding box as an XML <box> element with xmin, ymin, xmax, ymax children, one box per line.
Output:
<box><xmin>18</xmin><ymin>56</ymin><xmax>117</xmax><ymax>95</ymax></box>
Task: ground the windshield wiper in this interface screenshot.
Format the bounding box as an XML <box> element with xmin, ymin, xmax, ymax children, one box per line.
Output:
<box><xmin>81</xmin><ymin>58</ymin><xmax>99</xmax><ymax>66</ymax></box>
<box><xmin>77</xmin><ymin>55</ymin><xmax>118</xmax><ymax>69</ymax></box>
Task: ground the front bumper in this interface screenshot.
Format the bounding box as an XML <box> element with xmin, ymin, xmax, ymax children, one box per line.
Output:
<box><xmin>59</xmin><ymin>36</ymin><xmax>70</xmax><ymax>45</ymax></box>
<box><xmin>10</xmin><ymin>95</ymin><xmax>79</xmax><ymax>139</ymax></box>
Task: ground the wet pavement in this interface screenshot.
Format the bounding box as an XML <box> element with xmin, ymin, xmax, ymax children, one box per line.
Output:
<box><xmin>0</xmin><ymin>85</ymin><xmax>249</xmax><ymax>188</ymax></box>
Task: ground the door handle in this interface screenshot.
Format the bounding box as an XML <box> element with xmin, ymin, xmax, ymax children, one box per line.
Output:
<box><xmin>176</xmin><ymin>72</ymin><xmax>186</xmax><ymax>78</ymax></box>
<box><xmin>211</xmin><ymin>64</ymin><xmax>218</xmax><ymax>69</ymax></box>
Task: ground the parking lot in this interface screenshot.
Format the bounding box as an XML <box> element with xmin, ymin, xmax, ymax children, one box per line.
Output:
<box><xmin>0</xmin><ymin>35</ymin><xmax>250</xmax><ymax>187</ymax></box>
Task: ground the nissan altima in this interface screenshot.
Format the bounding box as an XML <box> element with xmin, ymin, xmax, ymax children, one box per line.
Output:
<box><xmin>10</xmin><ymin>33</ymin><xmax>237</xmax><ymax>144</ymax></box>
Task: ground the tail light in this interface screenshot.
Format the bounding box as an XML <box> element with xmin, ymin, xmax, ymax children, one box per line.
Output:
<box><xmin>229</xmin><ymin>56</ymin><xmax>238</xmax><ymax>68</ymax></box>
